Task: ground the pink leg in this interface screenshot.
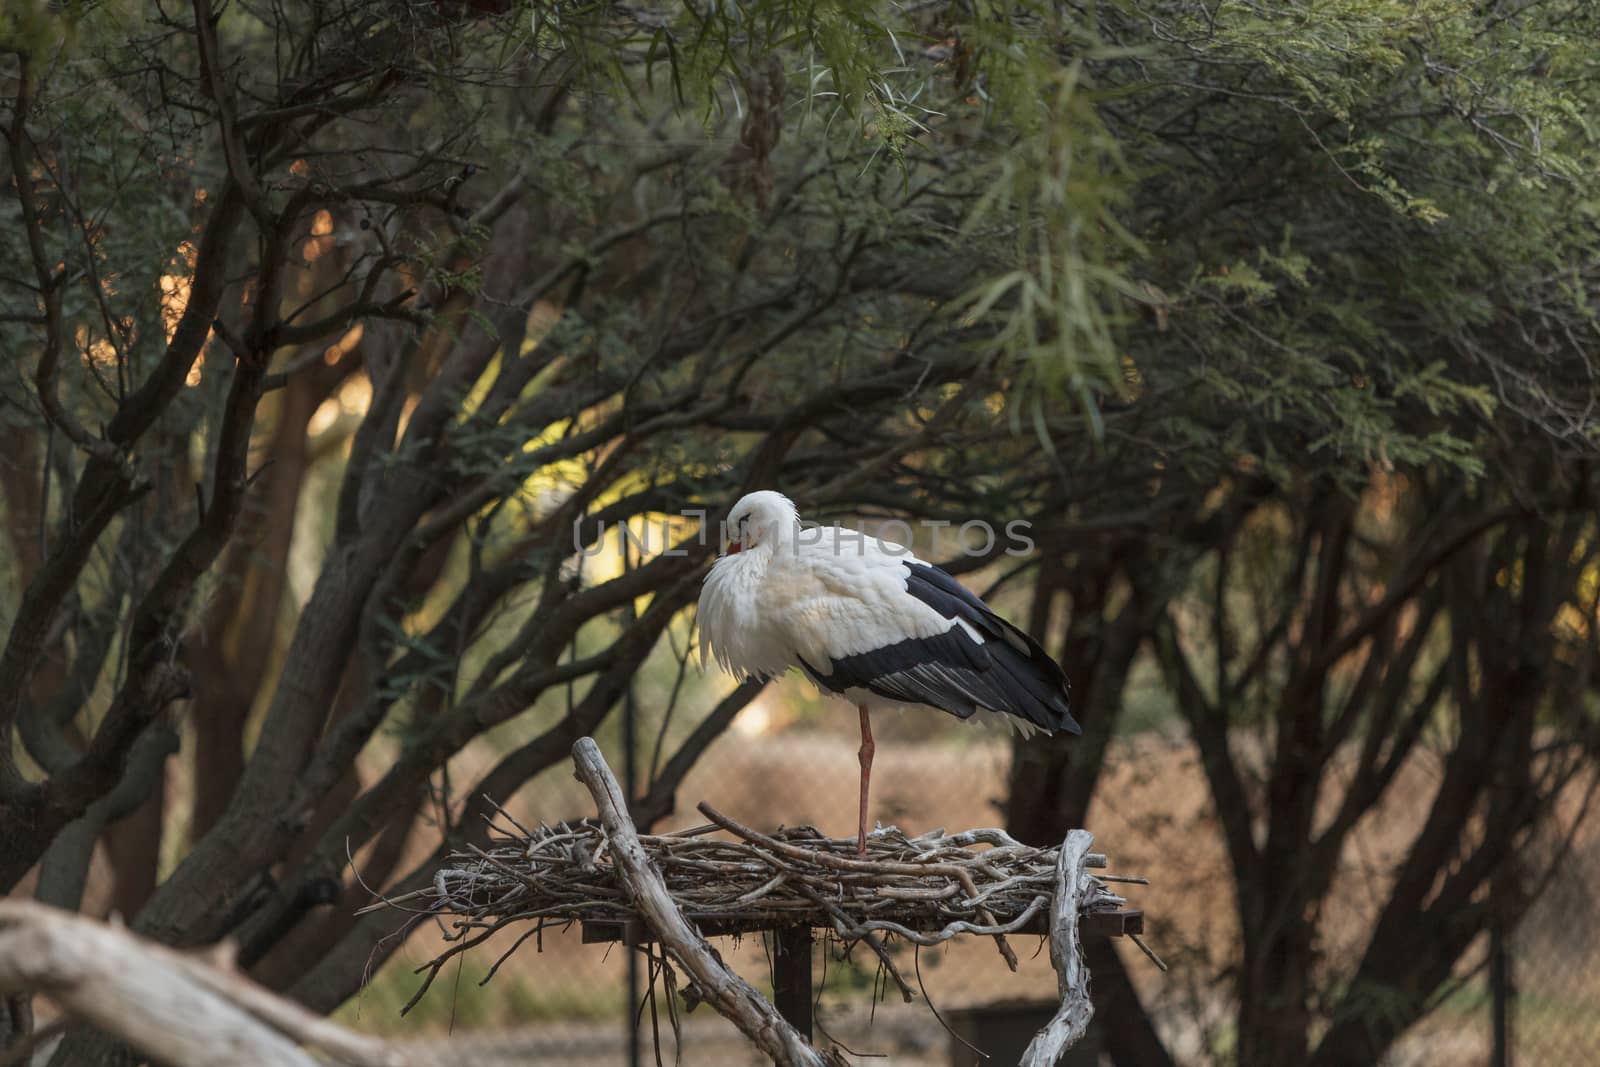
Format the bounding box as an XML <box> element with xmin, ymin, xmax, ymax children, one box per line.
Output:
<box><xmin>857</xmin><ymin>705</ymin><xmax>875</xmax><ymax>855</ymax></box>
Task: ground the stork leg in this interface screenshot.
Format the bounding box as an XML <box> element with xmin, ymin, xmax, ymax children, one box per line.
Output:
<box><xmin>856</xmin><ymin>705</ymin><xmax>875</xmax><ymax>855</ymax></box>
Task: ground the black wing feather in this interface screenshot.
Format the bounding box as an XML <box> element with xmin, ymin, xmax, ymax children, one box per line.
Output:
<box><xmin>799</xmin><ymin>561</ymin><xmax>1079</xmax><ymax>735</ymax></box>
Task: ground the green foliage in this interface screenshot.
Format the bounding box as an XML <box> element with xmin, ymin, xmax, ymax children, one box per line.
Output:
<box><xmin>1074</xmin><ymin>0</ymin><xmax>1600</xmax><ymax>486</ymax></box>
<box><xmin>4</xmin><ymin>1</ymin><xmax>1600</xmax><ymax>1060</ymax></box>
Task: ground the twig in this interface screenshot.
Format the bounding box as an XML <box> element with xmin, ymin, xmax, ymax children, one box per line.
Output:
<box><xmin>1129</xmin><ymin>932</ymin><xmax>1170</xmax><ymax>973</ymax></box>
<box><xmin>791</xmin><ymin>883</ymin><xmax>913</xmax><ymax>1003</ymax></box>
<box><xmin>700</xmin><ymin>803</ymin><xmax>1020</xmax><ymax>969</ymax></box>
<box><xmin>915</xmin><ymin>944</ymin><xmax>986</xmax><ymax>1061</ymax></box>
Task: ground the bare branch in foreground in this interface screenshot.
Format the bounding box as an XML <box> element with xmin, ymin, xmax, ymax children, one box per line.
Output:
<box><xmin>570</xmin><ymin>736</ymin><xmax>847</xmax><ymax>1067</ymax></box>
<box><xmin>1020</xmin><ymin>829</ymin><xmax>1098</xmax><ymax>1066</ymax></box>
<box><xmin>0</xmin><ymin>901</ymin><xmax>455</xmax><ymax>1067</ymax></box>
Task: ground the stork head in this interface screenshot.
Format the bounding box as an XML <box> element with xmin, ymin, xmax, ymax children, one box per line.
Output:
<box><xmin>724</xmin><ymin>490</ymin><xmax>798</xmax><ymax>554</ymax></box>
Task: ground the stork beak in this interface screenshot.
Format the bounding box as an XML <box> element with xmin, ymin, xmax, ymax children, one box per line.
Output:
<box><xmin>726</xmin><ymin>539</ymin><xmax>743</xmax><ymax>555</ymax></box>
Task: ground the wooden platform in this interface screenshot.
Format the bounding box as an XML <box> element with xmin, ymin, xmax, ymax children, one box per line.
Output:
<box><xmin>581</xmin><ymin>907</ymin><xmax>1143</xmax><ymax>947</ymax></box>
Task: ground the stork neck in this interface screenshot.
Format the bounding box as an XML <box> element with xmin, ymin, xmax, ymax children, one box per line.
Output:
<box><xmin>751</xmin><ymin>513</ymin><xmax>801</xmax><ymax>551</ymax></box>
<box><xmin>743</xmin><ymin>538</ymin><xmax>780</xmax><ymax>566</ymax></box>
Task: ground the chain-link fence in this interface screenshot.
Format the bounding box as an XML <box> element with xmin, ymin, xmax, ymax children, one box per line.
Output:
<box><xmin>1501</xmin><ymin>834</ymin><xmax>1600</xmax><ymax>1065</ymax></box>
<box><xmin>1381</xmin><ymin>819</ymin><xmax>1600</xmax><ymax>1067</ymax></box>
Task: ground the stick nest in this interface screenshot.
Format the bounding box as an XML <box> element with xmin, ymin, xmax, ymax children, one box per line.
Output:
<box><xmin>377</xmin><ymin>801</ymin><xmax>1143</xmax><ymax>1009</ymax></box>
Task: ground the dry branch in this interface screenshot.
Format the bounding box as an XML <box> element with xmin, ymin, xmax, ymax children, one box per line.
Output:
<box><xmin>569</xmin><ymin>736</ymin><xmax>844</xmax><ymax>1067</ymax></box>
<box><xmin>0</xmin><ymin>901</ymin><xmax>651</xmax><ymax>1067</ymax></box>
<box><xmin>1020</xmin><ymin>830</ymin><xmax>1097</xmax><ymax>1066</ymax></box>
<box><xmin>0</xmin><ymin>901</ymin><xmax>431</xmax><ymax>1067</ymax></box>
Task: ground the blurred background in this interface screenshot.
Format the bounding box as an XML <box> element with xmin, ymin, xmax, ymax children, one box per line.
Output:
<box><xmin>3</xmin><ymin>1</ymin><xmax>1600</xmax><ymax>1065</ymax></box>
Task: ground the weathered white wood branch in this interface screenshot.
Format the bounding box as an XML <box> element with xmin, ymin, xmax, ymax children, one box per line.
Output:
<box><xmin>0</xmin><ymin>900</ymin><xmax>659</xmax><ymax>1066</ymax></box>
<box><xmin>0</xmin><ymin>901</ymin><xmax>461</xmax><ymax>1067</ymax></box>
<box><xmin>1019</xmin><ymin>829</ymin><xmax>1098</xmax><ymax>1066</ymax></box>
<box><xmin>571</xmin><ymin>736</ymin><xmax>846</xmax><ymax>1067</ymax></box>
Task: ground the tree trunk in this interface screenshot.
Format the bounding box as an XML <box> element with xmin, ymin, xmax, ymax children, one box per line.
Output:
<box><xmin>1236</xmin><ymin>924</ymin><xmax>1314</xmax><ymax>1067</ymax></box>
<box><xmin>1006</xmin><ymin>551</ymin><xmax>1171</xmax><ymax>1067</ymax></box>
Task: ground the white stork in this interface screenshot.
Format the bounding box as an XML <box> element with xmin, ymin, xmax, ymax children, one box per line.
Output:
<box><xmin>698</xmin><ymin>490</ymin><xmax>1079</xmax><ymax>853</ymax></box>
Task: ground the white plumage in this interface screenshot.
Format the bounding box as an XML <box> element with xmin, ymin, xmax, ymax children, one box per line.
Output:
<box><xmin>698</xmin><ymin>490</ymin><xmax>1078</xmax><ymax>851</ymax></box>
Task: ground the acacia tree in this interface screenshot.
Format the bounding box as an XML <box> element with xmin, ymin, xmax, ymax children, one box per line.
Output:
<box><xmin>998</xmin><ymin>2</ymin><xmax>1600</xmax><ymax>1063</ymax></box>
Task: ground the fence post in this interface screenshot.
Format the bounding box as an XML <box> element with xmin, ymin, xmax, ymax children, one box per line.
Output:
<box><xmin>622</xmin><ymin>537</ymin><xmax>642</xmax><ymax>1067</ymax></box>
<box><xmin>773</xmin><ymin>926</ymin><xmax>814</xmax><ymax>1041</ymax></box>
<box><xmin>1489</xmin><ymin>877</ymin><xmax>1514</xmax><ymax>1067</ymax></box>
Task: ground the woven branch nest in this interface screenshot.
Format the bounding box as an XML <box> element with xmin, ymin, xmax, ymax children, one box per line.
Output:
<box><xmin>381</xmin><ymin>808</ymin><xmax>1141</xmax><ymax>959</ymax></box>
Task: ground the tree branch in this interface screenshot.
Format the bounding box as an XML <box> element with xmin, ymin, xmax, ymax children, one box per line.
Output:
<box><xmin>6</xmin><ymin>54</ymin><xmax>115</xmax><ymax>462</ymax></box>
<box><xmin>0</xmin><ymin>900</ymin><xmax>528</xmax><ymax>1067</ymax></box>
<box><xmin>633</xmin><ymin>678</ymin><xmax>768</xmax><ymax>830</ymax></box>
<box><xmin>1154</xmin><ymin>612</ymin><xmax>1260</xmax><ymax>885</ymax></box>
<box><xmin>571</xmin><ymin>737</ymin><xmax>843</xmax><ymax>1067</ymax></box>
